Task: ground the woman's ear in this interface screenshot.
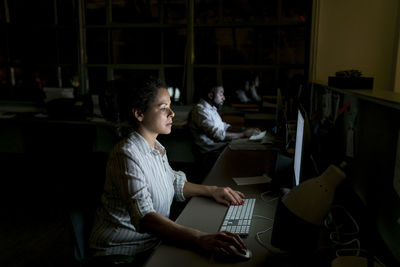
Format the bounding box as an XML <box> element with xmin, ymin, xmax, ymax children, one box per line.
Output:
<box><xmin>133</xmin><ymin>108</ymin><xmax>144</xmax><ymax>122</ymax></box>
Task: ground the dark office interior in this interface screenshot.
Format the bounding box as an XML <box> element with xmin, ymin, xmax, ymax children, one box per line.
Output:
<box><xmin>1</xmin><ymin>1</ymin><xmax>400</xmax><ymax>267</ymax></box>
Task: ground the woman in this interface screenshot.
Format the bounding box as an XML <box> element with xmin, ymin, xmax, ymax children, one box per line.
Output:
<box><xmin>89</xmin><ymin>76</ymin><xmax>247</xmax><ymax>263</ymax></box>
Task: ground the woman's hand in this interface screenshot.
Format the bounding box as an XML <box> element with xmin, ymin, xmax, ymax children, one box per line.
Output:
<box><xmin>195</xmin><ymin>231</ymin><xmax>247</xmax><ymax>256</ymax></box>
<box><xmin>211</xmin><ymin>186</ymin><xmax>246</xmax><ymax>206</ymax></box>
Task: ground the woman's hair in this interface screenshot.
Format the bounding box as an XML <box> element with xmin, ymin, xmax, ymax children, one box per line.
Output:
<box><xmin>104</xmin><ymin>75</ymin><xmax>167</xmax><ymax>137</ymax></box>
<box><xmin>124</xmin><ymin>76</ymin><xmax>166</xmax><ymax>112</ymax></box>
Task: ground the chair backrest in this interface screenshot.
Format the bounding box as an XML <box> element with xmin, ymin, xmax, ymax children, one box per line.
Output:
<box><xmin>69</xmin><ymin>207</ymin><xmax>96</xmax><ymax>263</ymax></box>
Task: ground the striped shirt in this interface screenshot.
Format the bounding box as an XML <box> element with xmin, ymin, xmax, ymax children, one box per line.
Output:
<box><xmin>188</xmin><ymin>99</ymin><xmax>230</xmax><ymax>153</ymax></box>
<box><xmin>89</xmin><ymin>131</ymin><xmax>187</xmax><ymax>256</ymax></box>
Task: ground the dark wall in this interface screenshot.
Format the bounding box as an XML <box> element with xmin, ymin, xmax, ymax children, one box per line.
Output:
<box><xmin>310</xmin><ymin>83</ymin><xmax>400</xmax><ymax>265</ymax></box>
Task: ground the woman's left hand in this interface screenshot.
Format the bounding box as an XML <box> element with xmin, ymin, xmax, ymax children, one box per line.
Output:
<box><xmin>211</xmin><ymin>187</ymin><xmax>246</xmax><ymax>206</ymax></box>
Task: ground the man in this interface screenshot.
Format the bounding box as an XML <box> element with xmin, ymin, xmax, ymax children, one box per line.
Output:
<box><xmin>188</xmin><ymin>84</ymin><xmax>260</xmax><ymax>176</ymax></box>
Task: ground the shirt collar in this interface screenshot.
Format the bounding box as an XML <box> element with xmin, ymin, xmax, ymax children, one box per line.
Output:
<box><xmin>200</xmin><ymin>98</ymin><xmax>217</xmax><ymax>112</ymax></box>
<box><xmin>129</xmin><ymin>131</ymin><xmax>166</xmax><ymax>156</ymax></box>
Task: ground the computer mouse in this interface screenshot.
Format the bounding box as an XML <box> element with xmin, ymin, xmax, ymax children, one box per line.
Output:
<box><xmin>228</xmin><ymin>245</ymin><xmax>252</xmax><ymax>261</ymax></box>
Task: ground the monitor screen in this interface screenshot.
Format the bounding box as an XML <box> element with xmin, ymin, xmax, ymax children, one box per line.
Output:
<box><xmin>294</xmin><ymin>109</ymin><xmax>305</xmax><ymax>187</ymax></box>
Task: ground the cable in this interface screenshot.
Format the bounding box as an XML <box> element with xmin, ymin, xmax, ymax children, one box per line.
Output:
<box><xmin>254</xmin><ymin>192</ymin><xmax>278</xmax><ymax>250</ymax></box>
<box><xmin>253</xmin><ymin>214</ymin><xmax>273</xmax><ymax>221</ymax></box>
<box><xmin>323</xmin><ymin>204</ymin><xmax>367</xmax><ymax>263</ymax></box>
<box><xmin>255</xmin><ymin>227</ymin><xmax>273</xmax><ymax>249</ymax></box>
<box><xmin>334</xmin><ymin>238</ymin><xmax>361</xmax><ymax>256</ymax></box>
<box><xmin>260</xmin><ymin>191</ymin><xmax>279</xmax><ymax>208</ymax></box>
<box><xmin>252</xmin><ymin>214</ymin><xmax>274</xmax><ymax>250</ymax></box>
<box><xmin>329</xmin><ymin>205</ymin><xmax>360</xmax><ymax>236</ymax></box>
<box><xmin>309</xmin><ymin>154</ymin><xmax>320</xmax><ymax>176</ymax></box>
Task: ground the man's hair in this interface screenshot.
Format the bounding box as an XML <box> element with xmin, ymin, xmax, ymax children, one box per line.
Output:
<box><xmin>198</xmin><ymin>77</ymin><xmax>222</xmax><ymax>100</ymax></box>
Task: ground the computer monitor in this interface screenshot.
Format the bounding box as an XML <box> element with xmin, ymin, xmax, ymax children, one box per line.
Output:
<box><xmin>270</xmin><ymin>104</ymin><xmax>311</xmax><ymax>191</ymax></box>
<box><xmin>294</xmin><ymin>109</ymin><xmax>305</xmax><ymax>187</ymax></box>
<box><xmin>292</xmin><ymin>105</ymin><xmax>311</xmax><ymax>187</ymax></box>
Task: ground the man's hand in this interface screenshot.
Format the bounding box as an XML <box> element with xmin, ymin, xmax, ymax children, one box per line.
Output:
<box><xmin>242</xmin><ymin>128</ymin><xmax>261</xmax><ymax>138</ymax></box>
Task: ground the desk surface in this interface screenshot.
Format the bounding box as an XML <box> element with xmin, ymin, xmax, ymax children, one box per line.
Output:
<box><xmin>144</xmin><ymin>147</ymin><xmax>282</xmax><ymax>267</ymax></box>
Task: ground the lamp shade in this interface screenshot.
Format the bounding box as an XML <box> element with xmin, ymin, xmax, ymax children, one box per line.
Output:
<box><xmin>282</xmin><ymin>163</ymin><xmax>346</xmax><ymax>225</ymax></box>
<box><xmin>270</xmin><ymin>163</ymin><xmax>347</xmax><ymax>253</ymax></box>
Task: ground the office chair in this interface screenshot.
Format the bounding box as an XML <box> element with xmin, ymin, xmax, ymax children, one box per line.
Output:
<box><xmin>69</xmin><ymin>207</ymin><xmax>135</xmax><ymax>267</ymax></box>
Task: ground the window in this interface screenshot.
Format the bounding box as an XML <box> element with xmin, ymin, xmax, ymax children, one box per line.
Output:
<box><xmin>0</xmin><ymin>0</ymin><xmax>76</xmax><ymax>101</ymax></box>
<box><xmin>0</xmin><ymin>0</ymin><xmax>311</xmax><ymax>106</ymax></box>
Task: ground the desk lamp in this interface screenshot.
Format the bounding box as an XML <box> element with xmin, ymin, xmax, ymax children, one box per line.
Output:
<box><xmin>271</xmin><ymin>162</ymin><xmax>347</xmax><ymax>253</ymax></box>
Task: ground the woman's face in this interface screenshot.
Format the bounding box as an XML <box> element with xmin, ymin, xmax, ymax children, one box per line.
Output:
<box><xmin>139</xmin><ymin>88</ymin><xmax>175</xmax><ymax>135</ymax></box>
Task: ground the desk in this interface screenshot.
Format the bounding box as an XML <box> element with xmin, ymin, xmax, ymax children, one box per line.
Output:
<box><xmin>144</xmin><ymin>147</ymin><xmax>280</xmax><ymax>267</ymax></box>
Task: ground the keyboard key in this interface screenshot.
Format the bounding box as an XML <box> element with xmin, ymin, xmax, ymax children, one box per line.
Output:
<box><xmin>218</xmin><ymin>198</ymin><xmax>256</xmax><ymax>236</ymax></box>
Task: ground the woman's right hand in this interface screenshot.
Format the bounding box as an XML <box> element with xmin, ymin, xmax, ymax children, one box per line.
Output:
<box><xmin>195</xmin><ymin>231</ymin><xmax>247</xmax><ymax>256</ymax></box>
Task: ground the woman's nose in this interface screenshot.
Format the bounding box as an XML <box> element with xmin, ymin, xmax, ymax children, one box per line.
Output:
<box><xmin>169</xmin><ymin>108</ymin><xmax>175</xmax><ymax>118</ymax></box>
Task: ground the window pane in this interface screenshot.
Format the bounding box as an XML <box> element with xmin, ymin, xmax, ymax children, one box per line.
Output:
<box><xmin>0</xmin><ymin>28</ymin><xmax>6</xmax><ymax>56</ymax></box>
<box><xmin>112</xmin><ymin>0</ymin><xmax>159</xmax><ymax>23</ymax></box>
<box><xmin>195</xmin><ymin>0</ymin><xmax>218</xmax><ymax>24</ymax></box>
<box><xmin>37</xmin><ymin>67</ymin><xmax>59</xmax><ymax>88</ymax></box>
<box><xmin>279</xmin><ymin>27</ymin><xmax>305</xmax><ymax>64</ymax></box>
<box><xmin>57</xmin><ymin>0</ymin><xmax>75</xmax><ymax>25</ymax></box>
<box><xmin>233</xmin><ymin>28</ymin><xmax>254</xmax><ymax>64</ymax></box>
<box><xmin>222</xmin><ymin>69</ymin><xmax>277</xmax><ymax>103</ymax></box>
<box><xmin>9</xmin><ymin>26</ymin><xmax>57</xmax><ymax>64</ymax></box>
<box><xmin>193</xmin><ymin>68</ymin><xmax>217</xmax><ymax>102</ymax></box>
<box><xmin>0</xmin><ymin>2</ymin><xmax>6</xmax><ymax>24</ymax></box>
<box><xmin>112</xmin><ymin>29</ymin><xmax>160</xmax><ymax>64</ymax></box>
<box><xmin>194</xmin><ymin>28</ymin><xmax>218</xmax><ymax>64</ymax></box>
<box><xmin>113</xmin><ymin>69</ymin><xmax>158</xmax><ymax>83</ymax></box>
<box><xmin>59</xmin><ymin>28</ymin><xmax>76</xmax><ymax>64</ymax></box>
<box><xmin>222</xmin><ymin>0</ymin><xmax>278</xmax><ymax>23</ymax></box>
<box><xmin>221</xmin><ymin>69</ymin><xmax>249</xmax><ymax>103</ymax></box>
<box><xmin>165</xmin><ymin>0</ymin><xmax>186</xmax><ymax>24</ymax></box>
<box><xmin>86</xmin><ymin>0</ymin><xmax>106</xmax><ymax>24</ymax></box>
<box><xmin>31</xmin><ymin>29</ymin><xmax>58</xmax><ymax>64</ymax></box>
<box><xmin>222</xmin><ymin>0</ymin><xmax>248</xmax><ymax>23</ymax></box>
<box><xmin>282</xmin><ymin>0</ymin><xmax>309</xmax><ymax>24</ymax></box>
<box><xmin>258</xmin><ymin>70</ymin><xmax>278</xmax><ymax>96</ymax></box>
<box><xmin>164</xmin><ymin>68</ymin><xmax>183</xmax><ymax>89</ymax></box>
<box><xmin>164</xmin><ymin>28</ymin><xmax>186</xmax><ymax>64</ymax></box>
<box><xmin>86</xmin><ymin>29</ymin><xmax>108</xmax><ymax>64</ymax></box>
<box><xmin>254</xmin><ymin>28</ymin><xmax>277</xmax><ymax>65</ymax></box>
<box><xmin>8</xmin><ymin>0</ymin><xmax>55</xmax><ymax>24</ymax></box>
<box><xmin>217</xmin><ymin>28</ymin><xmax>253</xmax><ymax>64</ymax></box>
<box><xmin>217</xmin><ymin>27</ymin><xmax>278</xmax><ymax>65</ymax></box>
<box><xmin>61</xmin><ymin>67</ymin><xmax>73</xmax><ymax>89</ymax></box>
<box><xmin>88</xmin><ymin>67</ymin><xmax>107</xmax><ymax>94</ymax></box>
<box><xmin>164</xmin><ymin>68</ymin><xmax>184</xmax><ymax>102</ymax></box>
<box><xmin>278</xmin><ymin>68</ymin><xmax>305</xmax><ymax>96</ymax></box>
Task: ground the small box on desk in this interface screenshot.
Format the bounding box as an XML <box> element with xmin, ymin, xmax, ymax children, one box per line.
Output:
<box><xmin>328</xmin><ymin>76</ymin><xmax>374</xmax><ymax>89</ymax></box>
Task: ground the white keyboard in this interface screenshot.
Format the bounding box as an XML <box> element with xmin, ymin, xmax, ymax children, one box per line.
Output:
<box><xmin>219</xmin><ymin>198</ymin><xmax>256</xmax><ymax>236</ymax></box>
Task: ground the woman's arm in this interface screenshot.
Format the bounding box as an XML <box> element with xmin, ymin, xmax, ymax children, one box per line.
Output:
<box><xmin>183</xmin><ymin>182</ymin><xmax>245</xmax><ymax>206</ymax></box>
<box><xmin>140</xmin><ymin>211</ymin><xmax>246</xmax><ymax>256</ymax></box>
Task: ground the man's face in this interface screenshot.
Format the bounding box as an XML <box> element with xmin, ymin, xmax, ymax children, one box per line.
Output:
<box><xmin>211</xmin><ymin>86</ymin><xmax>225</xmax><ymax>108</ymax></box>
